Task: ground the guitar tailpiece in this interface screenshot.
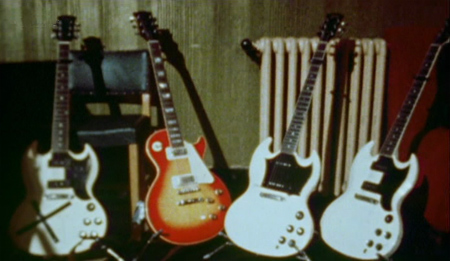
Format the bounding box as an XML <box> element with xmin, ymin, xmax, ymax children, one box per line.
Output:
<box><xmin>202</xmin><ymin>241</ymin><xmax>233</xmax><ymax>260</ymax></box>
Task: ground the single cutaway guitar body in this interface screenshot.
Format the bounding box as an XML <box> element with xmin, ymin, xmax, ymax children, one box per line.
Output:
<box><xmin>10</xmin><ymin>142</ymin><xmax>107</xmax><ymax>256</ymax></box>
<box><xmin>320</xmin><ymin>142</ymin><xmax>418</xmax><ymax>260</ymax></box>
<box><xmin>132</xmin><ymin>11</ymin><xmax>232</xmax><ymax>245</ymax></box>
<box><xmin>225</xmin><ymin>138</ymin><xmax>320</xmax><ymax>257</ymax></box>
<box><xmin>145</xmin><ymin>129</ymin><xmax>231</xmax><ymax>245</ymax></box>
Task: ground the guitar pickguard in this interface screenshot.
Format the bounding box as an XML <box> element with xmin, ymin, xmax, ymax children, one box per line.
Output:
<box><xmin>10</xmin><ymin>141</ymin><xmax>108</xmax><ymax>256</ymax></box>
<box><xmin>145</xmin><ymin>129</ymin><xmax>232</xmax><ymax>245</ymax></box>
<box><xmin>361</xmin><ymin>156</ymin><xmax>409</xmax><ymax>211</ymax></box>
<box><xmin>224</xmin><ymin>137</ymin><xmax>321</xmax><ymax>257</ymax></box>
<box><xmin>49</xmin><ymin>153</ymin><xmax>91</xmax><ymax>199</ymax></box>
<box><xmin>320</xmin><ymin>141</ymin><xmax>418</xmax><ymax>260</ymax></box>
<box><xmin>263</xmin><ymin>153</ymin><xmax>311</xmax><ymax>195</ymax></box>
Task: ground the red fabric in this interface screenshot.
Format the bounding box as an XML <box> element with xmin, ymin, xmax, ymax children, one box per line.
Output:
<box><xmin>417</xmin><ymin>128</ymin><xmax>450</xmax><ymax>233</ymax></box>
<box><xmin>384</xmin><ymin>27</ymin><xmax>449</xmax><ymax>233</ymax></box>
<box><xmin>384</xmin><ymin>27</ymin><xmax>440</xmax><ymax>186</ymax></box>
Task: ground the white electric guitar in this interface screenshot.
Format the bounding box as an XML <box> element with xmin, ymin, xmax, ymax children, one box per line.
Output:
<box><xmin>224</xmin><ymin>14</ymin><xmax>345</xmax><ymax>258</ymax></box>
<box><xmin>9</xmin><ymin>16</ymin><xmax>108</xmax><ymax>256</ymax></box>
<box><xmin>320</xmin><ymin>19</ymin><xmax>450</xmax><ymax>260</ymax></box>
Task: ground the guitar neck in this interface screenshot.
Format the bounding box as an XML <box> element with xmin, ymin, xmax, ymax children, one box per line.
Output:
<box><xmin>379</xmin><ymin>41</ymin><xmax>445</xmax><ymax>157</ymax></box>
<box><xmin>281</xmin><ymin>40</ymin><xmax>328</xmax><ymax>154</ymax></box>
<box><xmin>147</xmin><ymin>40</ymin><xmax>187</xmax><ymax>155</ymax></box>
<box><xmin>51</xmin><ymin>42</ymin><xmax>71</xmax><ymax>153</ymax></box>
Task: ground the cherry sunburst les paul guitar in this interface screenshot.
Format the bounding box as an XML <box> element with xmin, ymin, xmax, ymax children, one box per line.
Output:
<box><xmin>320</xmin><ymin>18</ymin><xmax>450</xmax><ymax>260</ymax></box>
<box><xmin>9</xmin><ymin>16</ymin><xmax>108</xmax><ymax>257</ymax></box>
<box><xmin>224</xmin><ymin>14</ymin><xmax>345</xmax><ymax>258</ymax></box>
<box><xmin>131</xmin><ymin>11</ymin><xmax>231</xmax><ymax>245</ymax></box>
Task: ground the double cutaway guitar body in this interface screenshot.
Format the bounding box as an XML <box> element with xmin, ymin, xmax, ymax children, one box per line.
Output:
<box><xmin>10</xmin><ymin>142</ymin><xmax>108</xmax><ymax>256</ymax></box>
<box><xmin>321</xmin><ymin>19</ymin><xmax>449</xmax><ymax>260</ymax></box>
<box><xmin>320</xmin><ymin>142</ymin><xmax>418</xmax><ymax>260</ymax></box>
<box><xmin>145</xmin><ymin>129</ymin><xmax>232</xmax><ymax>245</ymax></box>
<box><xmin>225</xmin><ymin>138</ymin><xmax>321</xmax><ymax>257</ymax></box>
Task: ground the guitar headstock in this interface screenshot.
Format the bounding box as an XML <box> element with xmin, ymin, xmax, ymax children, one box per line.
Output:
<box><xmin>131</xmin><ymin>11</ymin><xmax>159</xmax><ymax>41</ymax></box>
<box><xmin>436</xmin><ymin>18</ymin><xmax>450</xmax><ymax>45</ymax></box>
<box><xmin>52</xmin><ymin>15</ymin><xmax>79</xmax><ymax>41</ymax></box>
<box><xmin>82</xmin><ymin>37</ymin><xmax>104</xmax><ymax>65</ymax></box>
<box><xmin>317</xmin><ymin>13</ymin><xmax>345</xmax><ymax>41</ymax></box>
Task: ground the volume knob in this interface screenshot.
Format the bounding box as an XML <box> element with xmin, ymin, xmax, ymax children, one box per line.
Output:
<box><xmin>286</xmin><ymin>225</ymin><xmax>294</xmax><ymax>232</ymax></box>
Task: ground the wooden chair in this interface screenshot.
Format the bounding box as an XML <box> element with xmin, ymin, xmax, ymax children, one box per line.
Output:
<box><xmin>69</xmin><ymin>48</ymin><xmax>155</xmax><ymax>217</ymax></box>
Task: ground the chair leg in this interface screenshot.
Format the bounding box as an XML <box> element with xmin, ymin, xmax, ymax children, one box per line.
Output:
<box><xmin>128</xmin><ymin>143</ymin><xmax>140</xmax><ymax>218</ymax></box>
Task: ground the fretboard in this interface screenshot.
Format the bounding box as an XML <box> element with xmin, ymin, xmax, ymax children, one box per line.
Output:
<box><xmin>379</xmin><ymin>42</ymin><xmax>444</xmax><ymax>157</ymax></box>
<box><xmin>148</xmin><ymin>40</ymin><xmax>186</xmax><ymax>154</ymax></box>
<box><xmin>281</xmin><ymin>41</ymin><xmax>328</xmax><ymax>154</ymax></box>
<box><xmin>51</xmin><ymin>42</ymin><xmax>71</xmax><ymax>153</ymax></box>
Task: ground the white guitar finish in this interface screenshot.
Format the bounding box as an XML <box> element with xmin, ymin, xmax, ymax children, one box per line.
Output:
<box><xmin>320</xmin><ymin>141</ymin><xmax>418</xmax><ymax>260</ymax></box>
<box><xmin>225</xmin><ymin>138</ymin><xmax>321</xmax><ymax>257</ymax></box>
<box><xmin>166</xmin><ymin>141</ymin><xmax>214</xmax><ymax>188</ymax></box>
<box><xmin>320</xmin><ymin>20</ymin><xmax>449</xmax><ymax>260</ymax></box>
<box><xmin>10</xmin><ymin>141</ymin><xmax>108</xmax><ymax>256</ymax></box>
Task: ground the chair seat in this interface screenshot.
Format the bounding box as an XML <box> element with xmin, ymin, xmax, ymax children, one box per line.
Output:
<box><xmin>76</xmin><ymin>115</ymin><xmax>150</xmax><ymax>147</ymax></box>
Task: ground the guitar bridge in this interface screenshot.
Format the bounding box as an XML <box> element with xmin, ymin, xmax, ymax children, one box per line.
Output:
<box><xmin>48</xmin><ymin>180</ymin><xmax>71</xmax><ymax>188</ymax></box>
<box><xmin>45</xmin><ymin>193</ymin><xmax>73</xmax><ymax>200</ymax></box>
<box><xmin>178</xmin><ymin>187</ymin><xmax>200</xmax><ymax>195</ymax></box>
<box><xmin>259</xmin><ymin>192</ymin><xmax>285</xmax><ymax>201</ymax></box>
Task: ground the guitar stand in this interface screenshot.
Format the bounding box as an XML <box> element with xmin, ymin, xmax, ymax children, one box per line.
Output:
<box><xmin>132</xmin><ymin>229</ymin><xmax>163</xmax><ymax>261</ymax></box>
<box><xmin>377</xmin><ymin>254</ymin><xmax>393</xmax><ymax>261</ymax></box>
<box><xmin>202</xmin><ymin>232</ymin><xmax>234</xmax><ymax>260</ymax></box>
<box><xmin>295</xmin><ymin>251</ymin><xmax>312</xmax><ymax>261</ymax></box>
<box><xmin>94</xmin><ymin>238</ymin><xmax>125</xmax><ymax>261</ymax></box>
<box><xmin>132</xmin><ymin>201</ymin><xmax>146</xmax><ymax>225</ymax></box>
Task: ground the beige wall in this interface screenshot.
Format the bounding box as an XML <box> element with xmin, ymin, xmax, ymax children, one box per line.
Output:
<box><xmin>0</xmin><ymin>0</ymin><xmax>447</xmax><ymax>167</ymax></box>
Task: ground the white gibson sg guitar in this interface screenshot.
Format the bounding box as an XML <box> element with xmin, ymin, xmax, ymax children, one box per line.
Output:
<box><xmin>224</xmin><ymin>14</ymin><xmax>345</xmax><ymax>258</ymax></box>
<box><xmin>320</xmin><ymin>19</ymin><xmax>450</xmax><ymax>260</ymax></box>
<box><xmin>9</xmin><ymin>16</ymin><xmax>108</xmax><ymax>256</ymax></box>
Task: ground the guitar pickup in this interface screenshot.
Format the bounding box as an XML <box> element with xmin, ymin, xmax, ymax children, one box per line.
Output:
<box><xmin>177</xmin><ymin>197</ymin><xmax>205</xmax><ymax>206</ymax></box>
<box><xmin>172</xmin><ymin>174</ymin><xmax>195</xmax><ymax>188</ymax></box>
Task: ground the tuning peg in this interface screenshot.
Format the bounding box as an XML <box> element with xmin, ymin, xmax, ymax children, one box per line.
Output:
<box><xmin>129</xmin><ymin>16</ymin><xmax>135</xmax><ymax>22</ymax></box>
<box><xmin>340</xmin><ymin>21</ymin><xmax>346</xmax><ymax>27</ymax></box>
<box><xmin>51</xmin><ymin>33</ymin><xmax>57</xmax><ymax>39</ymax></box>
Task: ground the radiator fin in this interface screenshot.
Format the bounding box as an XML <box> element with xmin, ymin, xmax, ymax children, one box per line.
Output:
<box><xmin>255</xmin><ymin>37</ymin><xmax>387</xmax><ymax>195</ymax></box>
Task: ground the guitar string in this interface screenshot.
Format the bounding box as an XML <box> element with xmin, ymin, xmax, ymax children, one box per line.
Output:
<box><xmin>267</xmin><ymin>40</ymin><xmax>329</xmax><ymax>189</ymax></box>
<box><xmin>149</xmin><ymin>40</ymin><xmax>193</xmax><ymax>193</ymax></box>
